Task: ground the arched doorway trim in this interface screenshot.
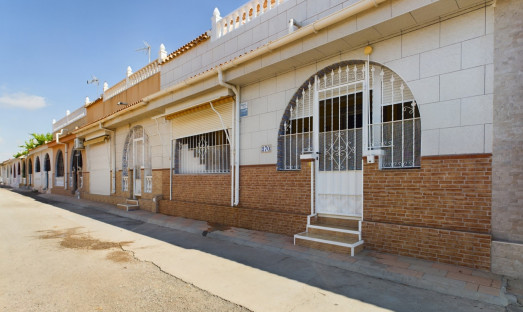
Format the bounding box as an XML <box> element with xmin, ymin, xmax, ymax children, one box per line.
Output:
<box><xmin>277</xmin><ymin>60</ymin><xmax>421</xmax><ymax>171</ymax></box>
<box><xmin>122</xmin><ymin>125</ymin><xmax>152</xmax><ymax>196</ymax></box>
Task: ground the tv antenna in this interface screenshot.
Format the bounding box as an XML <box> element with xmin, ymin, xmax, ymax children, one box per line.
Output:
<box><xmin>136</xmin><ymin>41</ymin><xmax>151</xmax><ymax>63</ymax></box>
<box><xmin>87</xmin><ymin>75</ymin><xmax>101</xmax><ymax>96</ymax></box>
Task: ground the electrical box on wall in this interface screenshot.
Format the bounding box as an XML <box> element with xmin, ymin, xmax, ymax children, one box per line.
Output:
<box><xmin>367</xmin><ymin>155</ymin><xmax>375</xmax><ymax>163</ymax></box>
<box><xmin>74</xmin><ymin>138</ymin><xmax>85</xmax><ymax>149</ymax></box>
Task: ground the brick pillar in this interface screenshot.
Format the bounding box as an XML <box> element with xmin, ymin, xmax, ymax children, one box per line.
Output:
<box><xmin>491</xmin><ymin>0</ymin><xmax>523</xmax><ymax>278</ymax></box>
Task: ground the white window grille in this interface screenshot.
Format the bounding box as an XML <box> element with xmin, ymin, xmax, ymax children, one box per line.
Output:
<box><xmin>122</xmin><ymin>176</ymin><xmax>129</xmax><ymax>192</ymax></box>
<box><xmin>281</xmin><ymin>80</ymin><xmax>315</xmax><ymax>170</ymax></box>
<box><xmin>174</xmin><ymin>130</ymin><xmax>230</xmax><ymax>174</ymax></box>
<box><xmin>367</xmin><ymin>68</ymin><xmax>421</xmax><ymax>168</ymax></box>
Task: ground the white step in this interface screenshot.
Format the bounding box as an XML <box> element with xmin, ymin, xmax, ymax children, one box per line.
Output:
<box><xmin>117</xmin><ymin>203</ymin><xmax>139</xmax><ymax>211</ymax></box>
<box><xmin>294</xmin><ymin>232</ymin><xmax>364</xmax><ymax>256</ymax></box>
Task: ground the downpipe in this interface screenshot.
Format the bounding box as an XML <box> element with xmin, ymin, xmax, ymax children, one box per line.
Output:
<box><xmin>217</xmin><ymin>68</ymin><xmax>240</xmax><ymax>207</ymax></box>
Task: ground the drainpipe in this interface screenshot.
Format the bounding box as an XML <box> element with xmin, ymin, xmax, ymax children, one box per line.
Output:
<box><xmin>217</xmin><ymin>67</ymin><xmax>240</xmax><ymax>206</ymax></box>
<box><xmin>99</xmin><ymin>122</ymin><xmax>116</xmax><ymax>194</ymax></box>
<box><xmin>170</xmin><ymin>119</ymin><xmax>173</xmax><ymax>201</ymax></box>
<box><xmin>209</xmin><ymin>101</ymin><xmax>233</xmax><ymax>206</ymax></box>
<box><xmin>56</xmin><ymin>129</ymin><xmax>68</xmax><ymax>190</ymax></box>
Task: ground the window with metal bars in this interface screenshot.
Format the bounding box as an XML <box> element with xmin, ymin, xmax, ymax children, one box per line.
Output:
<box><xmin>174</xmin><ymin>130</ymin><xmax>230</xmax><ymax>174</ymax></box>
<box><xmin>373</xmin><ymin>101</ymin><xmax>421</xmax><ymax>168</ymax></box>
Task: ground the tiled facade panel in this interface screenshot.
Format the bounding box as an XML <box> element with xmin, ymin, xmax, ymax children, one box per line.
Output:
<box><xmin>237</xmin><ymin>6</ymin><xmax>494</xmax><ymax>166</ymax></box>
<box><xmin>362</xmin><ymin>222</ymin><xmax>491</xmax><ymax>270</ymax></box>
<box><xmin>364</xmin><ymin>155</ymin><xmax>492</xmax><ymax>233</ymax></box>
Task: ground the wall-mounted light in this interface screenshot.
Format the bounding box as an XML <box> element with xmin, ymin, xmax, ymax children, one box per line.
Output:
<box><xmin>117</xmin><ymin>102</ymin><xmax>128</xmax><ymax>105</ymax></box>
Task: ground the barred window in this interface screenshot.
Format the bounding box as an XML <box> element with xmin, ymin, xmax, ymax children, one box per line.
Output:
<box><xmin>375</xmin><ymin>101</ymin><xmax>421</xmax><ymax>168</ymax></box>
<box><xmin>174</xmin><ymin>130</ymin><xmax>230</xmax><ymax>174</ymax></box>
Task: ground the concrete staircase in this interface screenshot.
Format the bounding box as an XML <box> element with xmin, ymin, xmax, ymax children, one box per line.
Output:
<box><xmin>294</xmin><ymin>214</ymin><xmax>364</xmax><ymax>256</ymax></box>
<box><xmin>117</xmin><ymin>199</ymin><xmax>139</xmax><ymax>211</ymax></box>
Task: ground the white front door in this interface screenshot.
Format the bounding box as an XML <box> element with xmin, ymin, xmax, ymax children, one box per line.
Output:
<box><xmin>314</xmin><ymin>77</ymin><xmax>364</xmax><ymax>217</ymax></box>
<box><xmin>133</xmin><ymin>138</ymin><xmax>143</xmax><ymax>197</ymax></box>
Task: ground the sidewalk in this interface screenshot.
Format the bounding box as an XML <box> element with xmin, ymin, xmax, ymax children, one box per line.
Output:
<box><xmin>33</xmin><ymin>191</ymin><xmax>516</xmax><ymax>307</ymax></box>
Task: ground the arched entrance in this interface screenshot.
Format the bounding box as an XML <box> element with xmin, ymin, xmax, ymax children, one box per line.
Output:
<box><xmin>55</xmin><ymin>150</ymin><xmax>64</xmax><ymax>187</ymax></box>
<box><xmin>44</xmin><ymin>153</ymin><xmax>51</xmax><ymax>189</ymax></box>
<box><xmin>28</xmin><ymin>159</ymin><xmax>32</xmax><ymax>186</ymax></box>
<box><xmin>71</xmin><ymin>150</ymin><xmax>83</xmax><ymax>194</ymax></box>
<box><xmin>122</xmin><ymin>125</ymin><xmax>151</xmax><ymax>198</ymax></box>
<box><xmin>278</xmin><ymin>61</ymin><xmax>420</xmax><ymax>217</ymax></box>
<box><xmin>22</xmin><ymin>161</ymin><xmax>26</xmax><ymax>185</ymax></box>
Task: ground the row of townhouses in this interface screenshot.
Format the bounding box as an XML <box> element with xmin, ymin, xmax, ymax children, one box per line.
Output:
<box><xmin>1</xmin><ymin>0</ymin><xmax>521</xmax><ymax>278</ymax></box>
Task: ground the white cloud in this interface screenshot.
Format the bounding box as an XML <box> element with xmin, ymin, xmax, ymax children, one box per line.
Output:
<box><xmin>0</xmin><ymin>92</ymin><xmax>46</xmax><ymax>110</ymax></box>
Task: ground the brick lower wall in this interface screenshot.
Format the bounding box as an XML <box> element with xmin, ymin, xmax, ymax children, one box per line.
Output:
<box><xmin>80</xmin><ymin>170</ymin><xmax>162</xmax><ymax>212</ymax></box>
<box><xmin>171</xmin><ymin>172</ymin><xmax>232</xmax><ymax>206</ymax></box>
<box><xmin>51</xmin><ymin>187</ymin><xmax>75</xmax><ymax>197</ymax></box>
<box><xmin>363</xmin><ymin>154</ymin><xmax>492</xmax><ymax>270</ymax></box>
<box><xmin>363</xmin><ymin>222</ymin><xmax>491</xmax><ymax>270</ymax></box>
<box><xmin>81</xmin><ymin>192</ymin><xmax>124</xmax><ymax>205</ymax></box>
<box><xmin>159</xmin><ymin>201</ymin><xmax>307</xmax><ymax>236</ymax></box>
<box><xmin>159</xmin><ymin>161</ymin><xmax>312</xmax><ymax>236</ymax></box>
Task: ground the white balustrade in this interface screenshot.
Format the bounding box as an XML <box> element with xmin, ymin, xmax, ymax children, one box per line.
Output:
<box><xmin>212</xmin><ymin>0</ymin><xmax>287</xmax><ymax>41</ymax></box>
<box><xmin>103</xmin><ymin>61</ymin><xmax>160</xmax><ymax>100</ymax></box>
<box><xmin>52</xmin><ymin>106</ymin><xmax>87</xmax><ymax>132</ymax></box>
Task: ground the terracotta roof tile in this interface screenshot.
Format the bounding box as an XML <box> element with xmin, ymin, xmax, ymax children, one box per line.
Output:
<box><xmin>162</xmin><ymin>32</ymin><xmax>210</xmax><ymax>65</ymax></box>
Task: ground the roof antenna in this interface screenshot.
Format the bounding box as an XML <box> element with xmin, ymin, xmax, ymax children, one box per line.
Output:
<box><xmin>87</xmin><ymin>75</ymin><xmax>101</xmax><ymax>97</ymax></box>
<box><xmin>136</xmin><ymin>41</ymin><xmax>151</xmax><ymax>63</ymax></box>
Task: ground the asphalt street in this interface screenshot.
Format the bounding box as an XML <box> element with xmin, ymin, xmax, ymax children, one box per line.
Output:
<box><xmin>0</xmin><ymin>188</ymin><xmax>505</xmax><ymax>311</ymax></box>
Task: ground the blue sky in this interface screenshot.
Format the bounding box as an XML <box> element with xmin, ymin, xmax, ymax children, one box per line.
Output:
<box><xmin>0</xmin><ymin>0</ymin><xmax>245</xmax><ymax>161</ymax></box>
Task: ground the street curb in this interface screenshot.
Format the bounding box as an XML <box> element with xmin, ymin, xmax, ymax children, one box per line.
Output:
<box><xmin>32</xmin><ymin>191</ymin><xmax>510</xmax><ymax>307</ymax></box>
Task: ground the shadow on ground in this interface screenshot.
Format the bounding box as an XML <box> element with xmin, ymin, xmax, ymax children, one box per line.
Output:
<box><xmin>11</xmin><ymin>188</ymin><xmax>505</xmax><ymax>312</ymax></box>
